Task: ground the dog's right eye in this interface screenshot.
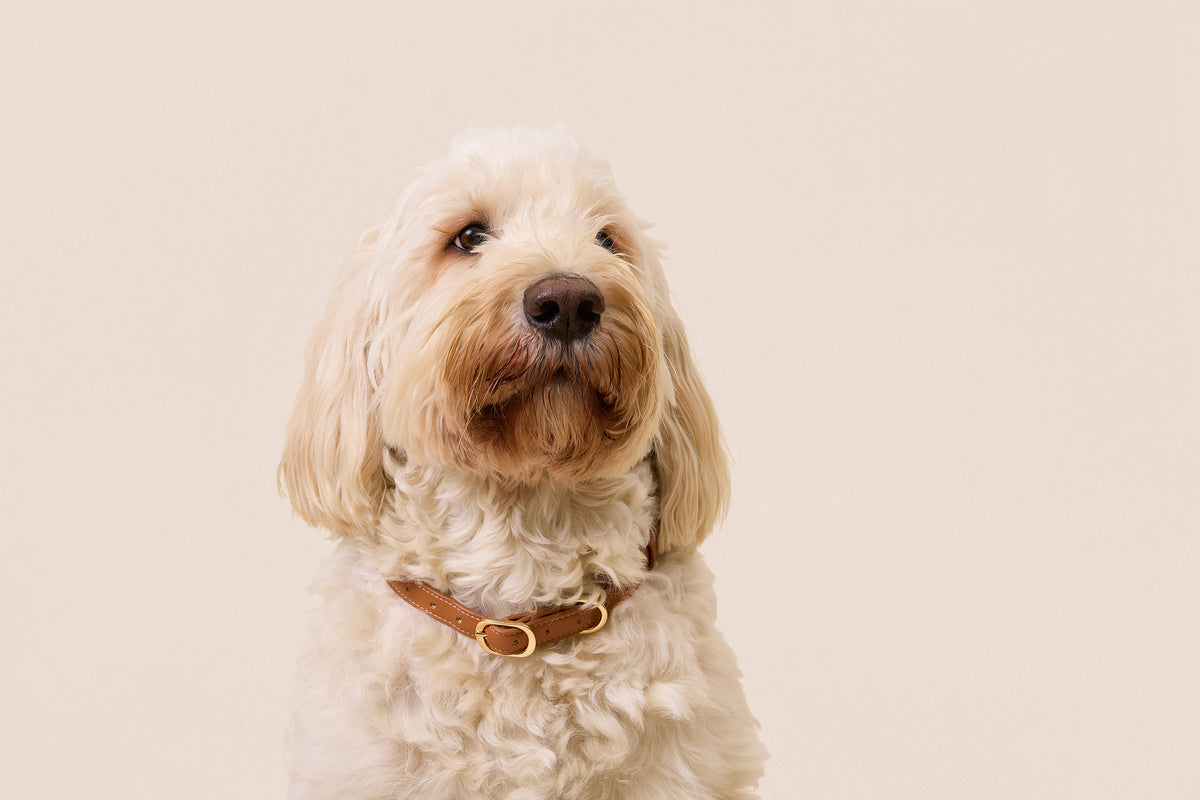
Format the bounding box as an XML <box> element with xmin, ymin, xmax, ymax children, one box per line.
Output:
<box><xmin>451</xmin><ymin>225</ymin><xmax>490</xmax><ymax>253</ymax></box>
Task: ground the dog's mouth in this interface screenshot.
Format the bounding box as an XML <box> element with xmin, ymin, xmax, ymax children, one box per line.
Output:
<box><xmin>447</xmin><ymin>332</ymin><xmax>642</xmax><ymax>478</ymax></box>
<box><xmin>466</xmin><ymin>335</ymin><xmax>622</xmax><ymax>414</ymax></box>
<box><xmin>468</xmin><ymin>350</ymin><xmax>620</xmax><ymax>430</ymax></box>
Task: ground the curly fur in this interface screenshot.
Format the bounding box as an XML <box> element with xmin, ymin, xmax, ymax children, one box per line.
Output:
<box><xmin>279</xmin><ymin>126</ymin><xmax>766</xmax><ymax>799</ymax></box>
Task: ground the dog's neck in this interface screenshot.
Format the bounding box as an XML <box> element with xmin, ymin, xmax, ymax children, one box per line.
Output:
<box><xmin>360</xmin><ymin>450</ymin><xmax>659</xmax><ymax>617</ymax></box>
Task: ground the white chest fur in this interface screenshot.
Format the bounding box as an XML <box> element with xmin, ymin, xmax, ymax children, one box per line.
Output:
<box><xmin>285</xmin><ymin>461</ymin><xmax>764</xmax><ymax>799</ymax></box>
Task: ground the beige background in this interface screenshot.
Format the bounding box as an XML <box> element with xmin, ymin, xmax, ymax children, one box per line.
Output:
<box><xmin>2</xmin><ymin>1</ymin><xmax>1197</xmax><ymax>798</ymax></box>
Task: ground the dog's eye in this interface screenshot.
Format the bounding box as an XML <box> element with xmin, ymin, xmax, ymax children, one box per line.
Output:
<box><xmin>595</xmin><ymin>229</ymin><xmax>616</xmax><ymax>253</ymax></box>
<box><xmin>452</xmin><ymin>225</ymin><xmax>490</xmax><ymax>253</ymax></box>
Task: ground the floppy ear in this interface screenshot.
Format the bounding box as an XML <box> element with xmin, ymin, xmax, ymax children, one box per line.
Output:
<box><xmin>652</xmin><ymin>306</ymin><xmax>731</xmax><ymax>554</ymax></box>
<box><xmin>278</xmin><ymin>226</ymin><xmax>388</xmax><ymax>537</ymax></box>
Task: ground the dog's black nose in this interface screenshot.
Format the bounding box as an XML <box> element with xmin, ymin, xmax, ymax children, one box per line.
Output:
<box><xmin>523</xmin><ymin>276</ymin><xmax>605</xmax><ymax>341</ymax></box>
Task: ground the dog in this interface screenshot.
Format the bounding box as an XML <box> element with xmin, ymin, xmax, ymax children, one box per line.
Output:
<box><xmin>279</xmin><ymin>126</ymin><xmax>766</xmax><ymax>799</ymax></box>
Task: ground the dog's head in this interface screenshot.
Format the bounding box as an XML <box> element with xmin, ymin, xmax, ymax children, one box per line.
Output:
<box><xmin>279</xmin><ymin>126</ymin><xmax>728</xmax><ymax>553</ymax></box>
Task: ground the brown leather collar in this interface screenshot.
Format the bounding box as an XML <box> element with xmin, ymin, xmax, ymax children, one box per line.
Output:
<box><xmin>386</xmin><ymin>537</ymin><xmax>658</xmax><ymax>658</ymax></box>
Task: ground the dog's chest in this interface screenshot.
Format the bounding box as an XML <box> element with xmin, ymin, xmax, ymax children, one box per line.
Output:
<box><xmin>290</xmin><ymin>549</ymin><xmax>749</xmax><ymax>799</ymax></box>
<box><xmin>362</xmin><ymin>581</ymin><xmax>704</xmax><ymax>797</ymax></box>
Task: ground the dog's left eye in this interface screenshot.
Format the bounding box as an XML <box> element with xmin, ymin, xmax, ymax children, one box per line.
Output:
<box><xmin>452</xmin><ymin>225</ymin><xmax>490</xmax><ymax>253</ymax></box>
<box><xmin>595</xmin><ymin>229</ymin><xmax>617</xmax><ymax>253</ymax></box>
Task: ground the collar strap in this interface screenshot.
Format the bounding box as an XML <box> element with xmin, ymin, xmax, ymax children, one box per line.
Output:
<box><xmin>386</xmin><ymin>538</ymin><xmax>657</xmax><ymax>658</ymax></box>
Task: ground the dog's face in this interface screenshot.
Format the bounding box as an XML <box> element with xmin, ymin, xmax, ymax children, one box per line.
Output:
<box><xmin>280</xmin><ymin>127</ymin><xmax>728</xmax><ymax>553</ymax></box>
<box><xmin>378</xmin><ymin>130</ymin><xmax>665</xmax><ymax>484</ymax></box>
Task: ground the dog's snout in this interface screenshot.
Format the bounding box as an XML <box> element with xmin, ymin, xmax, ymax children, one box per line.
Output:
<box><xmin>522</xmin><ymin>276</ymin><xmax>605</xmax><ymax>341</ymax></box>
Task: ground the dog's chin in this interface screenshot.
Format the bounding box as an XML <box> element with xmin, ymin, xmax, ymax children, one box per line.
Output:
<box><xmin>458</xmin><ymin>376</ymin><xmax>633</xmax><ymax>482</ymax></box>
<box><xmin>459</xmin><ymin>374</ymin><xmax>642</xmax><ymax>482</ymax></box>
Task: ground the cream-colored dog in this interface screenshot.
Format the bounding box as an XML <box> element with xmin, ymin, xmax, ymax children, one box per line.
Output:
<box><xmin>279</xmin><ymin>126</ymin><xmax>765</xmax><ymax>799</ymax></box>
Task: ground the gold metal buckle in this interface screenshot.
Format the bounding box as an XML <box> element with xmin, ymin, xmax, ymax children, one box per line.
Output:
<box><xmin>475</xmin><ymin>619</ymin><xmax>537</xmax><ymax>657</ymax></box>
<box><xmin>578</xmin><ymin>589</ymin><xmax>609</xmax><ymax>635</ymax></box>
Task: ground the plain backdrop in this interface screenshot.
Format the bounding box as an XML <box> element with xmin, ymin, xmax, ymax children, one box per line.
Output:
<box><xmin>2</xmin><ymin>2</ymin><xmax>1197</xmax><ymax>798</ymax></box>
